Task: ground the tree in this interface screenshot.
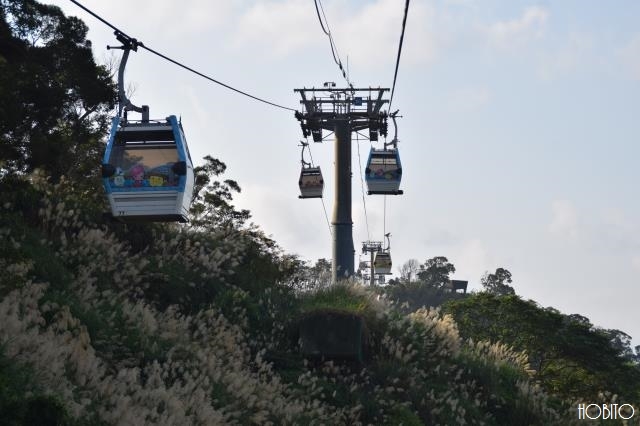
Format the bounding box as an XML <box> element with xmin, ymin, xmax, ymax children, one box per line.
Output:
<box><xmin>417</xmin><ymin>256</ymin><xmax>455</xmax><ymax>289</ymax></box>
<box><xmin>0</xmin><ymin>0</ymin><xmax>116</xmax><ymax>182</ymax></box>
<box><xmin>307</xmin><ymin>258</ymin><xmax>332</xmax><ymax>289</ymax></box>
<box><xmin>480</xmin><ymin>267</ymin><xmax>515</xmax><ymax>296</ymax></box>
<box><xmin>398</xmin><ymin>258</ymin><xmax>420</xmax><ymax>283</ymax></box>
<box><xmin>444</xmin><ymin>293</ymin><xmax>640</xmax><ymax>402</ymax></box>
<box><xmin>189</xmin><ymin>155</ymin><xmax>251</xmax><ymax>231</ymax></box>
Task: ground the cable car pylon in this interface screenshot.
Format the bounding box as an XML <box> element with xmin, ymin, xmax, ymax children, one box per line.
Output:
<box><xmin>295</xmin><ymin>84</ymin><xmax>389</xmax><ymax>283</ymax></box>
<box><xmin>362</xmin><ymin>240</ymin><xmax>382</xmax><ymax>286</ymax></box>
<box><xmin>298</xmin><ymin>141</ymin><xmax>324</xmax><ymax>199</ymax></box>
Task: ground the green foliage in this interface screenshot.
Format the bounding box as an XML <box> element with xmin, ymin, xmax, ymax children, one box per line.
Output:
<box><xmin>189</xmin><ymin>155</ymin><xmax>251</xmax><ymax>230</ymax></box>
<box><xmin>0</xmin><ymin>0</ymin><xmax>116</xmax><ymax>182</ymax></box>
<box><xmin>444</xmin><ymin>293</ymin><xmax>640</xmax><ymax>402</ymax></box>
<box><xmin>385</xmin><ymin>280</ymin><xmax>466</xmax><ymax>313</ymax></box>
<box><xmin>300</xmin><ymin>282</ymin><xmax>371</xmax><ymax>315</ymax></box>
<box><xmin>481</xmin><ymin>267</ymin><xmax>515</xmax><ymax>296</ymax></box>
<box><xmin>0</xmin><ymin>346</ymin><xmax>75</xmax><ymax>426</ymax></box>
<box><xmin>416</xmin><ymin>256</ymin><xmax>456</xmax><ymax>290</ymax></box>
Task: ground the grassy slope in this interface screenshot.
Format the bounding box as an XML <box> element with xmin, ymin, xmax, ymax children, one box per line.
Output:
<box><xmin>0</xmin><ymin>178</ymin><xmax>634</xmax><ymax>425</ymax></box>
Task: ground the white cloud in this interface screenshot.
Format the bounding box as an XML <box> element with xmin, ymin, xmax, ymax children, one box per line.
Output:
<box><xmin>452</xmin><ymin>238</ymin><xmax>494</xmax><ymax>285</ymax></box>
<box><xmin>536</xmin><ymin>32</ymin><xmax>593</xmax><ymax>79</ymax></box>
<box><xmin>231</xmin><ymin>0</ymin><xmax>439</xmax><ymax>67</ymax></box>
<box><xmin>446</xmin><ymin>86</ymin><xmax>491</xmax><ymax>112</ymax></box>
<box><xmin>338</xmin><ymin>0</ymin><xmax>438</xmax><ymax>67</ymax></box>
<box><xmin>631</xmin><ymin>255</ymin><xmax>640</xmax><ymax>272</ymax></box>
<box><xmin>482</xmin><ymin>6</ymin><xmax>549</xmax><ymax>50</ymax></box>
<box><xmin>233</xmin><ymin>0</ymin><xmax>320</xmax><ymax>56</ymax></box>
<box><xmin>618</xmin><ymin>33</ymin><xmax>640</xmax><ymax>80</ymax></box>
<box><xmin>62</xmin><ymin>0</ymin><xmax>235</xmax><ymax>37</ymax></box>
<box><xmin>549</xmin><ymin>200</ymin><xmax>578</xmax><ymax>240</ymax></box>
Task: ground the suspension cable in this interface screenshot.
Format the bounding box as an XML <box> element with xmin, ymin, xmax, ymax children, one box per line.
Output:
<box><xmin>306</xmin><ymin>143</ymin><xmax>333</xmax><ymax>237</ymax></box>
<box><xmin>383</xmin><ymin>194</ymin><xmax>387</xmax><ymax>242</ymax></box>
<box><xmin>69</xmin><ymin>0</ymin><xmax>295</xmax><ymax>112</ymax></box>
<box><xmin>389</xmin><ymin>0</ymin><xmax>410</xmax><ymax>112</ymax></box>
<box><xmin>313</xmin><ymin>0</ymin><xmax>354</xmax><ymax>89</ymax></box>
<box><xmin>355</xmin><ymin>134</ymin><xmax>371</xmax><ymax>241</ymax></box>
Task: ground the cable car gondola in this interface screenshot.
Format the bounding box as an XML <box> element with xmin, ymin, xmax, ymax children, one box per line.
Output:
<box><xmin>298</xmin><ymin>141</ymin><xmax>324</xmax><ymax>199</ymax></box>
<box><xmin>365</xmin><ymin>148</ymin><xmax>402</xmax><ymax>195</ymax></box>
<box><xmin>365</xmin><ymin>112</ymin><xmax>403</xmax><ymax>195</ymax></box>
<box><xmin>101</xmin><ymin>32</ymin><xmax>194</xmax><ymax>223</ymax></box>
<box><xmin>373</xmin><ymin>233</ymin><xmax>393</xmax><ymax>275</ymax></box>
<box><xmin>373</xmin><ymin>251</ymin><xmax>392</xmax><ymax>275</ymax></box>
<box><xmin>102</xmin><ymin>115</ymin><xmax>194</xmax><ymax>222</ymax></box>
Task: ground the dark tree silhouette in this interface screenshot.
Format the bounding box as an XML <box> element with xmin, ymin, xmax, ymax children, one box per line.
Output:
<box><xmin>0</xmin><ymin>0</ymin><xmax>116</xmax><ymax>182</ymax></box>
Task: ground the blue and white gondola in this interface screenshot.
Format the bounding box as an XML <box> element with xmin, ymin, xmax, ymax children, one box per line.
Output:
<box><xmin>101</xmin><ymin>115</ymin><xmax>194</xmax><ymax>222</ymax></box>
<box><xmin>364</xmin><ymin>148</ymin><xmax>403</xmax><ymax>195</ymax></box>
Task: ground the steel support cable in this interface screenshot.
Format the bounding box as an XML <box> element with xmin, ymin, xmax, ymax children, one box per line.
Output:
<box><xmin>383</xmin><ymin>194</ymin><xmax>387</xmax><ymax>243</ymax></box>
<box><xmin>356</xmin><ymin>136</ymin><xmax>371</xmax><ymax>241</ymax></box>
<box><xmin>388</xmin><ymin>0</ymin><xmax>410</xmax><ymax>112</ymax></box>
<box><xmin>69</xmin><ymin>0</ymin><xmax>295</xmax><ymax>112</ymax></box>
<box><xmin>313</xmin><ymin>0</ymin><xmax>354</xmax><ymax>89</ymax></box>
<box><xmin>313</xmin><ymin>0</ymin><xmax>330</xmax><ymax>36</ymax></box>
<box><xmin>306</xmin><ymin>144</ymin><xmax>333</xmax><ymax>237</ymax></box>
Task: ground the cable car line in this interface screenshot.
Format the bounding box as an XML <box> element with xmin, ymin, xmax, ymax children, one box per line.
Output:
<box><xmin>68</xmin><ymin>0</ymin><xmax>295</xmax><ymax>112</ymax></box>
<box><xmin>355</xmin><ymin>133</ymin><xmax>371</xmax><ymax>241</ymax></box>
<box><xmin>388</xmin><ymin>0</ymin><xmax>410</xmax><ymax>112</ymax></box>
<box><xmin>313</xmin><ymin>0</ymin><xmax>331</xmax><ymax>37</ymax></box>
<box><xmin>304</xmin><ymin>141</ymin><xmax>333</xmax><ymax>237</ymax></box>
<box><xmin>313</xmin><ymin>0</ymin><xmax>354</xmax><ymax>89</ymax></box>
<box><xmin>383</xmin><ymin>194</ymin><xmax>387</xmax><ymax>242</ymax></box>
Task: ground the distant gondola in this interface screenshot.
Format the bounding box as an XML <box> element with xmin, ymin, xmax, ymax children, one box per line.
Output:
<box><xmin>298</xmin><ymin>141</ymin><xmax>324</xmax><ymax>199</ymax></box>
<box><xmin>373</xmin><ymin>251</ymin><xmax>392</xmax><ymax>275</ymax></box>
<box><xmin>299</xmin><ymin>166</ymin><xmax>324</xmax><ymax>198</ymax></box>
<box><xmin>102</xmin><ymin>115</ymin><xmax>194</xmax><ymax>222</ymax></box>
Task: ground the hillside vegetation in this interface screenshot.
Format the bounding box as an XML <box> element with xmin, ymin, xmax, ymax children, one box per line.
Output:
<box><xmin>2</xmin><ymin>174</ymin><xmax>639</xmax><ymax>425</ymax></box>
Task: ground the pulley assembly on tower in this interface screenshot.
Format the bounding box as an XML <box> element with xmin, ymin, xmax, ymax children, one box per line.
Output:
<box><xmin>101</xmin><ymin>32</ymin><xmax>195</xmax><ymax>223</ymax></box>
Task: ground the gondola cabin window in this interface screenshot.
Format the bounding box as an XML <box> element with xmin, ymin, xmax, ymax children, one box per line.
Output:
<box><xmin>368</xmin><ymin>153</ymin><xmax>399</xmax><ymax>180</ymax></box>
<box><xmin>107</xmin><ymin>129</ymin><xmax>182</xmax><ymax>189</ymax></box>
<box><xmin>107</xmin><ymin>144</ymin><xmax>180</xmax><ymax>189</ymax></box>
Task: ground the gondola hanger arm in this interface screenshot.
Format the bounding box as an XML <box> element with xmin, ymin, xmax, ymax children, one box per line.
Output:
<box><xmin>107</xmin><ymin>31</ymin><xmax>147</xmax><ymax>120</ymax></box>
<box><xmin>385</xmin><ymin>110</ymin><xmax>401</xmax><ymax>150</ymax></box>
<box><xmin>299</xmin><ymin>140</ymin><xmax>312</xmax><ymax>168</ymax></box>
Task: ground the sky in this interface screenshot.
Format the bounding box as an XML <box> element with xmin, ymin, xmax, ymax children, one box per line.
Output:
<box><xmin>48</xmin><ymin>0</ymin><xmax>640</xmax><ymax>345</ymax></box>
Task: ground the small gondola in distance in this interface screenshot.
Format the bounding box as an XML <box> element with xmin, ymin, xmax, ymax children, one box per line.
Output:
<box><xmin>299</xmin><ymin>166</ymin><xmax>324</xmax><ymax>199</ymax></box>
<box><xmin>365</xmin><ymin>148</ymin><xmax>403</xmax><ymax>195</ymax></box>
<box><xmin>101</xmin><ymin>115</ymin><xmax>194</xmax><ymax>222</ymax></box>
<box><xmin>374</xmin><ymin>251</ymin><xmax>393</xmax><ymax>275</ymax></box>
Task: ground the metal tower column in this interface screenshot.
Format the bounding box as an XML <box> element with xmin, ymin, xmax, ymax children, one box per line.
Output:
<box><xmin>332</xmin><ymin>119</ymin><xmax>353</xmax><ymax>281</ymax></box>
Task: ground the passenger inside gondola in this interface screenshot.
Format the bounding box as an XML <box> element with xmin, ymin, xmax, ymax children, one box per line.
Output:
<box><xmin>368</xmin><ymin>154</ymin><xmax>400</xmax><ymax>180</ymax></box>
<box><xmin>106</xmin><ymin>143</ymin><xmax>180</xmax><ymax>189</ymax></box>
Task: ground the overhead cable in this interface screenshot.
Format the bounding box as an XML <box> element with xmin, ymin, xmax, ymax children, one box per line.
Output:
<box><xmin>389</xmin><ymin>0</ymin><xmax>410</xmax><ymax>112</ymax></box>
<box><xmin>356</xmin><ymin>135</ymin><xmax>371</xmax><ymax>241</ymax></box>
<box><xmin>69</xmin><ymin>0</ymin><xmax>295</xmax><ymax>112</ymax></box>
<box><xmin>306</xmin><ymin>143</ymin><xmax>333</xmax><ymax>237</ymax></box>
<box><xmin>313</xmin><ymin>0</ymin><xmax>354</xmax><ymax>89</ymax></box>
